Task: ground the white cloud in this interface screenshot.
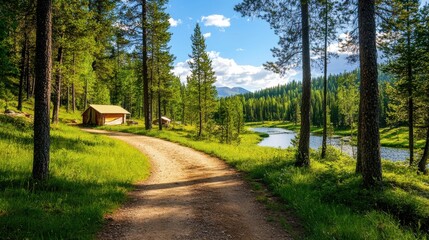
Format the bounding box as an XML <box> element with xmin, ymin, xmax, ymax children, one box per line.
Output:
<box><xmin>236</xmin><ymin>48</ymin><xmax>245</xmax><ymax>52</ymax></box>
<box><xmin>168</xmin><ymin>18</ymin><xmax>182</xmax><ymax>27</ymax></box>
<box><xmin>201</xmin><ymin>14</ymin><xmax>231</xmax><ymax>28</ymax></box>
<box><xmin>172</xmin><ymin>51</ymin><xmax>297</xmax><ymax>92</ymax></box>
<box><xmin>203</xmin><ymin>32</ymin><xmax>212</xmax><ymax>39</ymax></box>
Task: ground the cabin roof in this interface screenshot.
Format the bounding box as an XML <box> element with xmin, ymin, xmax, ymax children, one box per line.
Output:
<box><xmin>86</xmin><ymin>104</ymin><xmax>130</xmax><ymax>114</ymax></box>
<box><xmin>161</xmin><ymin>116</ymin><xmax>171</xmax><ymax>121</ymax></box>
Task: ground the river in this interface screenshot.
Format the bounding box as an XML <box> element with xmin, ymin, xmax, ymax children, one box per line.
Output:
<box><xmin>252</xmin><ymin>127</ymin><xmax>409</xmax><ymax>162</ymax></box>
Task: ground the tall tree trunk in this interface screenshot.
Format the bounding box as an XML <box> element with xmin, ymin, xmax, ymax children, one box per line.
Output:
<box><xmin>52</xmin><ymin>46</ymin><xmax>63</xmax><ymax>124</ymax></box>
<box><xmin>418</xmin><ymin>125</ymin><xmax>429</xmax><ymax>174</ymax></box>
<box><xmin>25</xmin><ymin>41</ymin><xmax>31</xmax><ymax>100</ymax></box>
<box><xmin>142</xmin><ymin>0</ymin><xmax>151</xmax><ymax>130</ymax></box>
<box><xmin>296</xmin><ymin>0</ymin><xmax>311</xmax><ymax>167</ymax></box>
<box><xmin>66</xmin><ymin>84</ymin><xmax>69</xmax><ymax>113</ymax></box>
<box><xmin>158</xmin><ymin>67</ymin><xmax>162</xmax><ymax>130</ymax></box>
<box><xmin>182</xmin><ymin>93</ymin><xmax>186</xmax><ymax>125</ymax></box>
<box><xmin>84</xmin><ymin>78</ymin><xmax>88</xmax><ymax>109</ymax></box>
<box><xmin>358</xmin><ymin>0</ymin><xmax>382</xmax><ymax>187</ymax></box>
<box><xmin>72</xmin><ymin>53</ymin><xmax>76</xmax><ymax>112</ymax></box>
<box><xmin>149</xmin><ymin>49</ymin><xmax>154</xmax><ymax>130</ymax></box>
<box><xmin>407</xmin><ymin>67</ymin><xmax>414</xmax><ymax>166</ymax></box>
<box><xmin>115</xmin><ymin>40</ymin><xmax>120</xmax><ymax>105</ymax></box>
<box><xmin>198</xmin><ymin>78</ymin><xmax>202</xmax><ymax>138</ymax></box>
<box><xmin>204</xmin><ymin>83</ymin><xmax>208</xmax><ymax>124</ymax></box>
<box><xmin>406</xmin><ymin>5</ymin><xmax>414</xmax><ymax>166</ymax></box>
<box><xmin>72</xmin><ymin>82</ymin><xmax>76</xmax><ymax>112</ymax></box>
<box><xmin>33</xmin><ymin>0</ymin><xmax>52</xmax><ymax>181</ymax></box>
<box><xmin>18</xmin><ymin>33</ymin><xmax>28</xmax><ymax>111</ymax></box>
<box><xmin>31</xmin><ymin>72</ymin><xmax>36</xmax><ymax>97</ymax></box>
<box><xmin>321</xmin><ymin>0</ymin><xmax>328</xmax><ymax>159</ymax></box>
<box><xmin>158</xmin><ymin>92</ymin><xmax>162</xmax><ymax>130</ymax></box>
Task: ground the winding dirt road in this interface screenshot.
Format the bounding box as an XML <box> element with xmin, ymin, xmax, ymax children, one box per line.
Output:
<box><xmin>85</xmin><ymin>129</ymin><xmax>292</xmax><ymax>240</ymax></box>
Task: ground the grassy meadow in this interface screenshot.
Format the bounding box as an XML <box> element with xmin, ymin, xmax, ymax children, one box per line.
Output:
<box><xmin>101</xmin><ymin>123</ymin><xmax>429</xmax><ymax>239</ymax></box>
<box><xmin>0</xmin><ymin>106</ymin><xmax>150</xmax><ymax>239</ymax></box>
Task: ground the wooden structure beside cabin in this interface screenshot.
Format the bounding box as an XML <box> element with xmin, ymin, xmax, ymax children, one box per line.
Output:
<box><xmin>153</xmin><ymin>116</ymin><xmax>171</xmax><ymax>127</ymax></box>
<box><xmin>82</xmin><ymin>104</ymin><xmax>130</xmax><ymax>126</ymax></box>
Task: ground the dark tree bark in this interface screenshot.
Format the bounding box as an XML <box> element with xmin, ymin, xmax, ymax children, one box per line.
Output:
<box><xmin>418</xmin><ymin>126</ymin><xmax>429</xmax><ymax>174</ymax></box>
<box><xmin>198</xmin><ymin>78</ymin><xmax>202</xmax><ymax>138</ymax></box>
<box><xmin>18</xmin><ymin>33</ymin><xmax>28</xmax><ymax>111</ymax></box>
<box><xmin>358</xmin><ymin>0</ymin><xmax>382</xmax><ymax>187</ymax></box>
<box><xmin>33</xmin><ymin>0</ymin><xmax>52</xmax><ymax>181</ymax></box>
<box><xmin>296</xmin><ymin>0</ymin><xmax>311</xmax><ymax>167</ymax></box>
<box><xmin>72</xmin><ymin>82</ymin><xmax>76</xmax><ymax>112</ymax></box>
<box><xmin>25</xmin><ymin>41</ymin><xmax>31</xmax><ymax>100</ymax></box>
<box><xmin>321</xmin><ymin>0</ymin><xmax>328</xmax><ymax>159</ymax></box>
<box><xmin>157</xmin><ymin>67</ymin><xmax>162</xmax><ymax>130</ymax></box>
<box><xmin>158</xmin><ymin>92</ymin><xmax>162</xmax><ymax>130</ymax></box>
<box><xmin>406</xmin><ymin>9</ymin><xmax>414</xmax><ymax>166</ymax></box>
<box><xmin>142</xmin><ymin>0</ymin><xmax>151</xmax><ymax>130</ymax></box>
<box><xmin>72</xmin><ymin>52</ymin><xmax>76</xmax><ymax>112</ymax></box>
<box><xmin>51</xmin><ymin>46</ymin><xmax>63</xmax><ymax>124</ymax></box>
<box><xmin>407</xmin><ymin>66</ymin><xmax>414</xmax><ymax>166</ymax></box>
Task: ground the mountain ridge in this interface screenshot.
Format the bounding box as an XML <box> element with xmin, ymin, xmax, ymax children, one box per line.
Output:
<box><xmin>216</xmin><ymin>87</ymin><xmax>250</xmax><ymax>97</ymax></box>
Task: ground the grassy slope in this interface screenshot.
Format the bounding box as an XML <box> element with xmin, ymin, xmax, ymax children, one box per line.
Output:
<box><xmin>101</xmin><ymin>123</ymin><xmax>429</xmax><ymax>240</ymax></box>
<box><xmin>247</xmin><ymin>121</ymin><xmax>426</xmax><ymax>149</ymax></box>
<box><xmin>0</xmin><ymin>105</ymin><xmax>150</xmax><ymax>239</ymax></box>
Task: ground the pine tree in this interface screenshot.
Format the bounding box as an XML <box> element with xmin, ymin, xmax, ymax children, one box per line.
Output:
<box><xmin>146</xmin><ymin>0</ymin><xmax>175</xmax><ymax>130</ymax></box>
<box><xmin>379</xmin><ymin>0</ymin><xmax>420</xmax><ymax>166</ymax></box>
<box><xmin>187</xmin><ymin>23</ymin><xmax>217</xmax><ymax>138</ymax></box>
<box><xmin>216</xmin><ymin>97</ymin><xmax>244</xmax><ymax>144</ymax></box>
<box><xmin>314</xmin><ymin>0</ymin><xmax>348</xmax><ymax>159</ymax></box>
<box><xmin>415</xmin><ymin>4</ymin><xmax>429</xmax><ymax>173</ymax></box>
<box><xmin>17</xmin><ymin>0</ymin><xmax>35</xmax><ymax>111</ymax></box>
<box><xmin>337</xmin><ymin>73</ymin><xmax>359</xmax><ymax>157</ymax></box>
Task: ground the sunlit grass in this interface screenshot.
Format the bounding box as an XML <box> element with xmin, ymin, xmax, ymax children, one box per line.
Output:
<box><xmin>0</xmin><ymin>113</ymin><xmax>150</xmax><ymax>239</ymax></box>
<box><xmin>102</xmin><ymin>123</ymin><xmax>429</xmax><ymax>239</ymax></box>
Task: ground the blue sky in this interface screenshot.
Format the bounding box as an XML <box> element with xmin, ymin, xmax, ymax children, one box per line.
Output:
<box><xmin>165</xmin><ymin>0</ymin><xmax>428</xmax><ymax>92</ymax></box>
<box><xmin>166</xmin><ymin>0</ymin><xmax>277</xmax><ymax>66</ymax></box>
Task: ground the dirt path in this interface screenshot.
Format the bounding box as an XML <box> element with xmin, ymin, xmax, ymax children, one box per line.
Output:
<box><xmin>84</xmin><ymin>129</ymin><xmax>293</xmax><ymax>240</ymax></box>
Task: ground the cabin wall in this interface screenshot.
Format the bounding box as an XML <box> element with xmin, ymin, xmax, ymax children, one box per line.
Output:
<box><xmin>82</xmin><ymin>107</ymin><xmax>128</xmax><ymax>126</ymax></box>
<box><xmin>103</xmin><ymin>113</ymin><xmax>126</xmax><ymax>125</ymax></box>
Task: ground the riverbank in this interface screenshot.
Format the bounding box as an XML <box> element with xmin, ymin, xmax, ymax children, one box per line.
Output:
<box><xmin>246</xmin><ymin>121</ymin><xmax>425</xmax><ymax>149</ymax></box>
<box><xmin>100</xmin><ymin>123</ymin><xmax>429</xmax><ymax>239</ymax></box>
<box><xmin>250</xmin><ymin>126</ymin><xmax>411</xmax><ymax>162</ymax></box>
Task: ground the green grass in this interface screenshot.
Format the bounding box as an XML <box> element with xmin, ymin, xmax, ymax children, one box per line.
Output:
<box><xmin>101</xmin><ymin>123</ymin><xmax>429</xmax><ymax>239</ymax></box>
<box><xmin>0</xmin><ymin>113</ymin><xmax>150</xmax><ymax>239</ymax></box>
<box><xmin>247</xmin><ymin>121</ymin><xmax>425</xmax><ymax>149</ymax></box>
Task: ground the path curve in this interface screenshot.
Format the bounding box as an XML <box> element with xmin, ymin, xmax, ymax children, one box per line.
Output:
<box><xmin>84</xmin><ymin>129</ymin><xmax>292</xmax><ymax>240</ymax></box>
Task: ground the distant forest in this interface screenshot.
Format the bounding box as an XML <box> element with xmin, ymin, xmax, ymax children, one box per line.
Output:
<box><xmin>240</xmin><ymin>70</ymin><xmax>393</xmax><ymax>128</ymax></box>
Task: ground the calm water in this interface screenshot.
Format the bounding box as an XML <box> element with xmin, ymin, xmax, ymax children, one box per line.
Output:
<box><xmin>252</xmin><ymin>127</ymin><xmax>409</xmax><ymax>162</ymax></box>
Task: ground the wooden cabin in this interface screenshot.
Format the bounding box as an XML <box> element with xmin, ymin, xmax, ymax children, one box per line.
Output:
<box><xmin>82</xmin><ymin>104</ymin><xmax>130</xmax><ymax>126</ymax></box>
<box><xmin>152</xmin><ymin>116</ymin><xmax>171</xmax><ymax>127</ymax></box>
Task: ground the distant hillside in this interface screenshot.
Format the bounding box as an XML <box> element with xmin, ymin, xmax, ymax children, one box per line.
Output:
<box><xmin>217</xmin><ymin>87</ymin><xmax>250</xmax><ymax>98</ymax></box>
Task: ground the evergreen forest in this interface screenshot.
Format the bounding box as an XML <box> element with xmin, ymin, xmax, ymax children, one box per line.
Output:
<box><xmin>1</xmin><ymin>0</ymin><xmax>429</xmax><ymax>239</ymax></box>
